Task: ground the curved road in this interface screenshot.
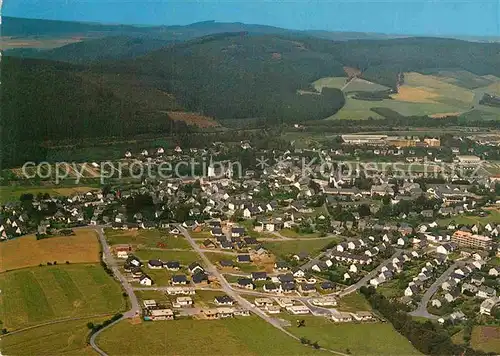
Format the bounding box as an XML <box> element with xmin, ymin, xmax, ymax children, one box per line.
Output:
<box><xmin>409</xmin><ymin>261</ymin><xmax>465</xmax><ymax>319</ymax></box>
<box><xmin>89</xmin><ymin>226</ymin><xmax>141</xmax><ymax>355</ymax></box>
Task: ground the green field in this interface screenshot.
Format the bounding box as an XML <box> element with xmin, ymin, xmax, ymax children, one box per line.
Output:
<box><xmin>0</xmin><ymin>185</ymin><xmax>97</xmax><ymax>204</ymax></box>
<box><xmin>314</xmin><ymin>71</ymin><xmax>500</xmax><ymax>121</ymax></box>
<box><xmin>279</xmin><ymin>229</ymin><xmax>322</xmax><ymax>239</ymax></box>
<box><xmin>437</xmin><ymin>209</ymin><xmax>500</xmax><ymax>227</ymax></box>
<box><xmin>133</xmin><ymin>250</ymin><xmax>200</xmax><ymax>265</ymax></box>
<box><xmin>1</xmin><ymin>317</ymin><xmax>108</xmax><ymax>356</ymax></box>
<box><xmin>471</xmin><ymin>326</ymin><xmax>500</xmax><ymax>353</ymax></box>
<box><xmin>105</xmin><ymin>229</ymin><xmax>192</xmax><ymax>250</ymax></box>
<box><xmin>96</xmin><ymin>317</ymin><xmax>328</xmax><ymax>355</ymax></box>
<box><xmin>313</xmin><ymin>77</ymin><xmax>390</xmax><ymax>94</ymax></box>
<box><xmin>0</xmin><ymin>264</ymin><xmax>125</xmax><ymax>330</ymax></box>
<box><xmin>263</xmin><ymin>238</ymin><xmax>338</xmax><ymax>259</ymax></box>
<box><xmin>337</xmin><ymin>292</ymin><xmax>372</xmax><ymax>312</ymax></box>
<box><xmin>282</xmin><ymin>316</ymin><xmax>421</xmax><ymax>355</ymax></box>
<box><xmin>204</xmin><ymin>252</ymin><xmax>259</xmax><ymax>273</ymax></box>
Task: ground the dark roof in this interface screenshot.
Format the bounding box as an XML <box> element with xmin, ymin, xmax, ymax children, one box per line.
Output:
<box><xmin>219</xmin><ymin>260</ymin><xmax>234</xmax><ymax>267</ymax></box>
<box><xmin>281</xmin><ymin>281</ymin><xmax>296</xmax><ymax>291</ymax></box>
<box><xmin>251</xmin><ymin>271</ymin><xmax>267</xmax><ymax>280</ymax></box>
<box><xmin>237</xmin><ymin>278</ymin><xmax>253</xmax><ymax>286</ymax></box>
<box><xmin>172</xmin><ymin>274</ymin><xmax>188</xmax><ymax>283</ymax></box>
<box><xmin>215</xmin><ymin>295</ymin><xmax>234</xmax><ymax>304</ymax></box>
<box><xmin>165</xmin><ymin>261</ymin><xmax>180</xmax><ymax>269</ymax></box>
<box><xmin>148</xmin><ymin>259</ymin><xmax>163</xmax><ymax>267</ymax></box>
<box><xmin>188</xmin><ymin>262</ymin><xmax>204</xmax><ymax>271</ymax></box>
<box><xmin>300</xmin><ymin>283</ymin><xmax>316</xmax><ymax>291</ymax></box>
<box><xmin>278</xmin><ymin>273</ymin><xmax>294</xmax><ymax>283</ymax></box>
<box><xmin>192</xmin><ymin>272</ymin><xmax>209</xmax><ymax>284</ymax></box>
<box><xmin>237</xmin><ymin>255</ymin><xmax>251</xmax><ymax>263</ymax></box>
<box><xmin>231</xmin><ymin>227</ymin><xmax>245</xmax><ymax>234</ymax></box>
<box><xmin>244</xmin><ymin>237</ymin><xmax>258</xmax><ymax>244</ymax></box>
<box><xmin>321</xmin><ymin>281</ymin><xmax>334</xmax><ymax>290</ymax></box>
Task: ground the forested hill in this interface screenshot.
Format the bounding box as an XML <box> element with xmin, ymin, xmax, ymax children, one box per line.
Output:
<box><xmin>1</xmin><ymin>56</ymin><xmax>189</xmax><ymax>167</ymax></box>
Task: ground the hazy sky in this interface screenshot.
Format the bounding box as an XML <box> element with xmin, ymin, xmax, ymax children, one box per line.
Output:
<box><xmin>4</xmin><ymin>0</ymin><xmax>500</xmax><ymax>36</ymax></box>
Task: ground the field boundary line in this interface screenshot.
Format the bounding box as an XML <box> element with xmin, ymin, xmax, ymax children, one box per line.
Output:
<box><xmin>0</xmin><ymin>313</ymin><xmax>116</xmax><ymax>337</ymax></box>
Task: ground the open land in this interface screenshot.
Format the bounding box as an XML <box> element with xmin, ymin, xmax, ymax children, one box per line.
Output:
<box><xmin>0</xmin><ymin>264</ymin><xmax>125</xmax><ymax>330</ymax></box>
<box><xmin>0</xmin><ymin>229</ymin><xmax>100</xmax><ymax>272</ymax></box>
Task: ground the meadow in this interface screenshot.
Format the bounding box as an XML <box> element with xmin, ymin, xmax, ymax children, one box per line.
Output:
<box><xmin>0</xmin><ymin>264</ymin><xmax>125</xmax><ymax>330</ymax></box>
<box><xmin>263</xmin><ymin>237</ymin><xmax>338</xmax><ymax>259</ymax></box>
<box><xmin>133</xmin><ymin>249</ymin><xmax>201</xmax><ymax>265</ymax></box>
<box><xmin>1</xmin><ymin>317</ymin><xmax>109</xmax><ymax>356</ymax></box>
<box><xmin>105</xmin><ymin>228</ymin><xmax>192</xmax><ymax>250</ymax></box>
<box><xmin>0</xmin><ymin>185</ymin><xmax>96</xmax><ymax>203</ymax></box>
<box><xmin>314</xmin><ymin>70</ymin><xmax>500</xmax><ymax>121</ymax></box>
<box><xmin>0</xmin><ymin>229</ymin><xmax>100</xmax><ymax>272</ymax></box>
<box><xmin>471</xmin><ymin>326</ymin><xmax>500</xmax><ymax>353</ymax></box>
<box><xmin>282</xmin><ymin>316</ymin><xmax>421</xmax><ymax>355</ymax></box>
<box><xmin>96</xmin><ymin>317</ymin><xmax>328</xmax><ymax>355</ymax></box>
<box><xmin>437</xmin><ymin>209</ymin><xmax>500</xmax><ymax>227</ymax></box>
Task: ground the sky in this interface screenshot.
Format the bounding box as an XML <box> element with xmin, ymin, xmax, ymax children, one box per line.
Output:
<box><xmin>4</xmin><ymin>0</ymin><xmax>500</xmax><ymax>37</ymax></box>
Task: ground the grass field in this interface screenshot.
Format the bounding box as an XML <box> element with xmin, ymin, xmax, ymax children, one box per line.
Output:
<box><xmin>317</xmin><ymin>71</ymin><xmax>497</xmax><ymax>121</ymax></box>
<box><xmin>204</xmin><ymin>252</ymin><xmax>259</xmax><ymax>273</ymax></box>
<box><xmin>471</xmin><ymin>326</ymin><xmax>500</xmax><ymax>353</ymax></box>
<box><xmin>279</xmin><ymin>229</ymin><xmax>322</xmax><ymax>239</ymax></box>
<box><xmin>105</xmin><ymin>228</ymin><xmax>192</xmax><ymax>250</ymax></box>
<box><xmin>1</xmin><ymin>317</ymin><xmax>108</xmax><ymax>356</ymax></box>
<box><xmin>437</xmin><ymin>209</ymin><xmax>500</xmax><ymax>227</ymax></box>
<box><xmin>0</xmin><ymin>229</ymin><xmax>100</xmax><ymax>272</ymax></box>
<box><xmin>96</xmin><ymin>317</ymin><xmax>328</xmax><ymax>355</ymax></box>
<box><xmin>282</xmin><ymin>316</ymin><xmax>421</xmax><ymax>355</ymax></box>
<box><xmin>133</xmin><ymin>249</ymin><xmax>201</xmax><ymax>265</ymax></box>
<box><xmin>263</xmin><ymin>237</ymin><xmax>338</xmax><ymax>259</ymax></box>
<box><xmin>0</xmin><ymin>264</ymin><xmax>125</xmax><ymax>330</ymax></box>
<box><xmin>0</xmin><ymin>185</ymin><xmax>96</xmax><ymax>203</ymax></box>
<box><xmin>336</xmin><ymin>292</ymin><xmax>372</xmax><ymax>312</ymax></box>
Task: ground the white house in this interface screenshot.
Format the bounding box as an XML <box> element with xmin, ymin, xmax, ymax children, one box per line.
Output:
<box><xmin>140</xmin><ymin>275</ymin><xmax>153</xmax><ymax>286</ymax></box>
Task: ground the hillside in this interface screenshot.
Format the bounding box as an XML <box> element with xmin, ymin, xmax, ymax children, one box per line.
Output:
<box><xmin>1</xmin><ymin>56</ymin><xmax>188</xmax><ymax>167</ymax></box>
<box><xmin>6</xmin><ymin>36</ymin><xmax>172</xmax><ymax>63</ymax></box>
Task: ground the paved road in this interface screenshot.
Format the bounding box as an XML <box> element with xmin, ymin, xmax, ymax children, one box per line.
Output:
<box><xmin>337</xmin><ymin>250</ymin><xmax>402</xmax><ymax>297</ymax></box>
<box><xmin>409</xmin><ymin>261</ymin><xmax>464</xmax><ymax>319</ymax></box>
<box><xmin>179</xmin><ymin>225</ymin><xmax>347</xmax><ymax>356</ymax></box>
<box><xmin>89</xmin><ymin>226</ymin><xmax>141</xmax><ymax>355</ymax></box>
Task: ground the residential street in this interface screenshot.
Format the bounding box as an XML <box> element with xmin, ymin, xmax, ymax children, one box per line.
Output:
<box><xmin>89</xmin><ymin>226</ymin><xmax>141</xmax><ymax>355</ymax></box>
<box><xmin>337</xmin><ymin>250</ymin><xmax>402</xmax><ymax>297</ymax></box>
<box><xmin>409</xmin><ymin>261</ymin><xmax>464</xmax><ymax>319</ymax></box>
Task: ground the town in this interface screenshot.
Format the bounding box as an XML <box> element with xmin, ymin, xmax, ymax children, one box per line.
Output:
<box><xmin>1</xmin><ymin>132</ymin><xmax>499</xmax><ymax>355</ymax></box>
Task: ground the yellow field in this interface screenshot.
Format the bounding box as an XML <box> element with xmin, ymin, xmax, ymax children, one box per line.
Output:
<box><xmin>0</xmin><ymin>185</ymin><xmax>96</xmax><ymax>203</ymax></box>
<box><xmin>471</xmin><ymin>326</ymin><xmax>500</xmax><ymax>353</ymax></box>
<box><xmin>0</xmin><ymin>229</ymin><xmax>100</xmax><ymax>272</ymax></box>
<box><xmin>392</xmin><ymin>86</ymin><xmax>439</xmax><ymax>103</ymax></box>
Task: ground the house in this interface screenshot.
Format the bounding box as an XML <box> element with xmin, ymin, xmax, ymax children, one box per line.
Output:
<box><xmin>292</xmin><ymin>268</ymin><xmax>305</xmax><ymax>278</ymax></box>
<box><xmin>237</xmin><ymin>278</ymin><xmax>255</xmax><ymax>290</ymax></box>
<box><xmin>175</xmin><ymin>296</ymin><xmax>193</xmax><ymax>307</ymax></box>
<box><xmin>139</xmin><ymin>275</ymin><xmax>153</xmax><ymax>286</ymax></box>
<box><xmin>263</xmin><ymin>282</ymin><xmax>280</xmax><ymax>293</ymax></box>
<box><xmin>188</xmin><ymin>262</ymin><xmax>205</xmax><ymax>274</ymax></box>
<box><xmin>405</xmin><ymin>284</ymin><xmax>419</xmax><ymax>297</ymax></box>
<box><xmin>211</xmin><ymin>228</ymin><xmax>223</xmax><ymax>237</ymax></box>
<box><xmin>192</xmin><ymin>272</ymin><xmax>209</xmax><ymax>285</ymax></box>
<box><xmin>171</xmin><ymin>274</ymin><xmax>188</xmax><ymax>285</ymax></box>
<box><xmin>471</xmin><ymin>275</ymin><xmax>485</xmax><ymax>286</ymax></box>
<box><xmin>274</xmin><ymin>261</ymin><xmax>289</xmax><ymax>272</ymax></box>
<box><xmin>147</xmin><ymin>308</ymin><xmax>174</xmax><ymax>321</ymax></box>
<box><xmin>203</xmin><ymin>309</ymin><xmax>220</xmax><ymax>320</ymax></box>
<box><xmin>143</xmin><ymin>299</ymin><xmax>157</xmax><ymax>309</ymax></box>
<box><xmin>148</xmin><ymin>259</ymin><xmax>163</xmax><ymax>269</ymax></box>
<box><xmin>237</xmin><ymin>255</ymin><xmax>251</xmax><ymax>263</ymax></box>
<box><xmin>431</xmin><ymin>299</ymin><xmax>442</xmax><ymax>308</ymax></box>
<box><xmin>231</xmin><ymin>227</ymin><xmax>245</xmax><ymax>237</ymax></box>
<box><xmin>281</xmin><ymin>282</ymin><xmax>296</xmax><ymax>293</ymax></box>
<box><xmin>254</xmin><ymin>298</ymin><xmax>274</xmax><ymax>307</ymax></box>
<box><xmin>165</xmin><ymin>286</ymin><xmax>195</xmax><ymax>295</ymax></box>
<box><xmin>164</xmin><ymin>261</ymin><xmax>180</xmax><ymax>271</ymax></box>
<box><xmin>436</xmin><ymin>243</ymin><xmax>456</xmax><ymax>255</ymax></box>
<box><xmin>331</xmin><ymin>311</ymin><xmax>353</xmax><ymax>322</ymax></box>
<box><xmin>292</xmin><ymin>252</ymin><xmax>309</xmax><ymax>261</ymax></box>
<box><xmin>477</xmin><ymin>286</ymin><xmax>497</xmax><ymax>299</ymax></box>
<box><xmin>286</xmin><ymin>305</ymin><xmax>310</xmax><ymax>315</ymax></box>
<box><xmin>219</xmin><ymin>260</ymin><xmax>235</xmax><ymax>268</ymax></box>
<box><xmin>320</xmin><ymin>281</ymin><xmax>335</xmax><ymax>291</ymax></box>
<box><xmin>351</xmin><ymin>311</ymin><xmax>373</xmax><ymax>321</ymax></box>
<box><xmin>117</xmin><ymin>250</ymin><xmax>129</xmax><ymax>259</ymax></box>
<box><xmin>251</xmin><ymin>272</ymin><xmax>267</xmax><ymax>281</ymax></box>
<box><xmin>125</xmin><ymin>256</ymin><xmax>142</xmax><ymax>268</ymax></box>
<box><xmin>480</xmin><ymin>297</ymin><xmax>500</xmax><ymax>315</ymax></box>
<box><xmin>214</xmin><ymin>295</ymin><xmax>234</xmax><ymax>306</ymax></box>
<box><xmin>444</xmin><ymin>288</ymin><xmax>460</xmax><ymax>302</ymax></box>
<box><xmin>275</xmin><ymin>298</ymin><xmax>294</xmax><ymax>308</ymax></box>
<box><xmin>202</xmin><ymin>239</ymin><xmax>217</xmax><ymax>249</ymax></box>
<box><xmin>298</xmin><ymin>283</ymin><xmax>316</xmax><ymax>294</ymax></box>
<box><xmin>489</xmin><ymin>267</ymin><xmax>500</xmax><ymax>277</ymax></box>
<box><xmin>310</xmin><ymin>297</ymin><xmax>337</xmax><ymax>306</ymax></box>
